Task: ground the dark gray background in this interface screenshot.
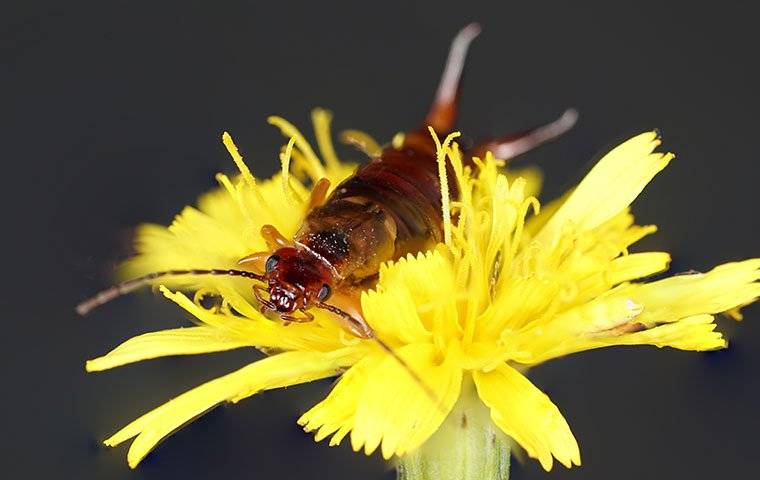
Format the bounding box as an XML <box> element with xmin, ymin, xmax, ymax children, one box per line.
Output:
<box><xmin>3</xmin><ymin>1</ymin><xmax>759</xmax><ymax>479</ymax></box>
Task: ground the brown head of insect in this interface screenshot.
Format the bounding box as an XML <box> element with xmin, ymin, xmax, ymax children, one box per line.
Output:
<box><xmin>254</xmin><ymin>247</ymin><xmax>336</xmax><ymax>323</ymax></box>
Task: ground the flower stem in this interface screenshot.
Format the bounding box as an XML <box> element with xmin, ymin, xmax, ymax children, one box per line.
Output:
<box><xmin>396</xmin><ymin>378</ymin><xmax>511</xmax><ymax>480</ymax></box>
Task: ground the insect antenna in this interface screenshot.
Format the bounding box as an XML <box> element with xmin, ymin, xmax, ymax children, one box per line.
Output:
<box><xmin>315</xmin><ymin>301</ymin><xmax>447</xmax><ymax>414</ymax></box>
<box><xmin>76</xmin><ymin>268</ymin><xmax>265</xmax><ymax>316</ymax></box>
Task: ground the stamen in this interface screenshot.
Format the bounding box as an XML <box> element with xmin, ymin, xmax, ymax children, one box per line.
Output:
<box><xmin>311</xmin><ymin>108</ymin><xmax>341</xmax><ymax>171</ymax></box>
<box><xmin>215</xmin><ymin>172</ymin><xmax>236</xmax><ymax>197</ymax></box>
<box><xmin>236</xmin><ymin>180</ymin><xmax>265</xmax><ymax>228</ymax></box>
<box><xmin>288</xmin><ymin>148</ymin><xmax>321</xmax><ymax>183</ymax></box>
<box><xmin>222</xmin><ymin>132</ymin><xmax>256</xmax><ymax>189</ymax></box>
<box><xmin>429</xmin><ymin>127</ymin><xmax>461</xmax><ymax>248</ymax></box>
<box><xmin>511</xmin><ymin>196</ymin><xmax>540</xmax><ymax>260</ymax></box>
<box><xmin>215</xmin><ymin>173</ymin><xmax>254</xmax><ymax>226</ymax></box>
<box><xmin>268</xmin><ymin>116</ymin><xmax>327</xmax><ymax>181</ymax></box>
<box><xmin>280</xmin><ymin>136</ymin><xmax>297</xmax><ymax>205</ymax></box>
<box><xmin>489</xmin><ymin>250</ymin><xmax>503</xmax><ymax>299</ymax></box>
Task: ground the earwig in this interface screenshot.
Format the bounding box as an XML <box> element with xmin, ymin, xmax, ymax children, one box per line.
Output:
<box><xmin>78</xmin><ymin>23</ymin><xmax>577</xmax><ymax>403</ymax></box>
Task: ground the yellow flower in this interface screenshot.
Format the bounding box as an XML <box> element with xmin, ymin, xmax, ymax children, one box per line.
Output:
<box><xmin>87</xmin><ymin>109</ymin><xmax>760</xmax><ymax>471</ymax></box>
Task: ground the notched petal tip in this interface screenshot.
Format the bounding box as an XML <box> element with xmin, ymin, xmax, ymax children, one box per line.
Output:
<box><xmin>127</xmin><ymin>446</ymin><xmax>145</xmax><ymax>469</ymax></box>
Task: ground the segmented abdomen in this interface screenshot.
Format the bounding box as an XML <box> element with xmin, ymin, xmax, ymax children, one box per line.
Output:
<box><xmin>295</xmin><ymin>135</ymin><xmax>451</xmax><ymax>285</ymax></box>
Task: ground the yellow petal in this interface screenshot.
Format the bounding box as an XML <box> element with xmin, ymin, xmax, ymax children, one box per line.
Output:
<box><xmin>350</xmin><ymin>344</ymin><xmax>462</xmax><ymax>459</ymax></box>
<box><xmin>160</xmin><ymin>286</ymin><xmax>345</xmax><ymax>352</ymax></box>
<box><xmin>621</xmin><ymin>258</ymin><xmax>760</xmax><ymax>325</ymax></box>
<box><xmin>532</xmin><ymin>131</ymin><xmax>672</xmax><ymax>248</ymax></box>
<box><xmin>510</xmin><ymin>313</ymin><xmax>725</xmax><ymax>364</ymax></box>
<box><xmin>481</xmin><ymin>211</ymin><xmax>661</xmax><ymax>340</ymax></box>
<box><xmin>473</xmin><ymin>364</ymin><xmax>580</xmax><ymax>471</ymax></box>
<box><xmin>613</xmin><ymin>314</ymin><xmax>726</xmax><ymax>350</ymax></box>
<box><xmin>607</xmin><ymin>252</ymin><xmax>671</xmax><ymax>285</ymax></box>
<box><xmin>298</xmin><ymin>352</ymin><xmax>383</xmax><ymax>447</ymax></box>
<box><xmin>363</xmin><ymin>251</ymin><xmax>456</xmax><ymax>343</ymax></box>
<box><xmin>86</xmin><ymin>326</ymin><xmax>249</xmax><ymax>372</ymax></box>
<box><xmin>504</xmin><ymin>260</ymin><xmax>759</xmax><ymax>363</ymax></box>
<box><xmin>105</xmin><ymin>348</ymin><xmax>361</xmax><ymax>468</ymax></box>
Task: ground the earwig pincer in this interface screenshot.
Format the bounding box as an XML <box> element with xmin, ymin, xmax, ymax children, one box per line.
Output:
<box><xmin>78</xmin><ymin>23</ymin><xmax>576</xmax><ymax>358</ymax></box>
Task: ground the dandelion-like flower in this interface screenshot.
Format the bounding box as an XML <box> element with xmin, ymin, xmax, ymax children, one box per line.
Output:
<box><xmin>87</xmin><ymin>109</ymin><xmax>759</xmax><ymax>473</ymax></box>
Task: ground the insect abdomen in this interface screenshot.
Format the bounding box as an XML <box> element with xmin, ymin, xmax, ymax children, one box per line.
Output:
<box><xmin>296</xmin><ymin>138</ymin><xmax>449</xmax><ymax>284</ymax></box>
<box><xmin>339</xmin><ymin>147</ymin><xmax>445</xmax><ymax>236</ymax></box>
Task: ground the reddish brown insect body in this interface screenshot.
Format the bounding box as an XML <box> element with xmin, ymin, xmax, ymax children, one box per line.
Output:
<box><xmin>258</xmin><ymin>129</ymin><xmax>452</xmax><ymax>336</ymax></box>
<box><xmin>77</xmin><ymin>23</ymin><xmax>576</xmax><ymax>342</ymax></box>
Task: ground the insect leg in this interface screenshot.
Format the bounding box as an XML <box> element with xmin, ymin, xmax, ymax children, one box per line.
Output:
<box><xmin>253</xmin><ymin>284</ymin><xmax>276</xmax><ymax>312</ymax></box>
<box><xmin>280</xmin><ymin>309</ymin><xmax>315</xmax><ymax>323</ymax></box>
<box><xmin>308</xmin><ymin>178</ymin><xmax>331</xmax><ymax>210</ymax></box>
<box><xmin>424</xmin><ymin>23</ymin><xmax>481</xmax><ymax>133</ymax></box>
<box><xmin>468</xmin><ymin>108</ymin><xmax>578</xmax><ymax>161</ymax></box>
<box><xmin>260</xmin><ymin>224</ymin><xmax>292</xmax><ymax>250</ymax></box>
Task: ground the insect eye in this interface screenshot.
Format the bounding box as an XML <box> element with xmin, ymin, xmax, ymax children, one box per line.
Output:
<box><xmin>265</xmin><ymin>255</ymin><xmax>280</xmax><ymax>273</ymax></box>
<box><xmin>317</xmin><ymin>284</ymin><xmax>332</xmax><ymax>302</ymax></box>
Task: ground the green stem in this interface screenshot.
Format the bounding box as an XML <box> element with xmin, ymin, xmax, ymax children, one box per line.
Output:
<box><xmin>396</xmin><ymin>378</ymin><xmax>511</xmax><ymax>480</ymax></box>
